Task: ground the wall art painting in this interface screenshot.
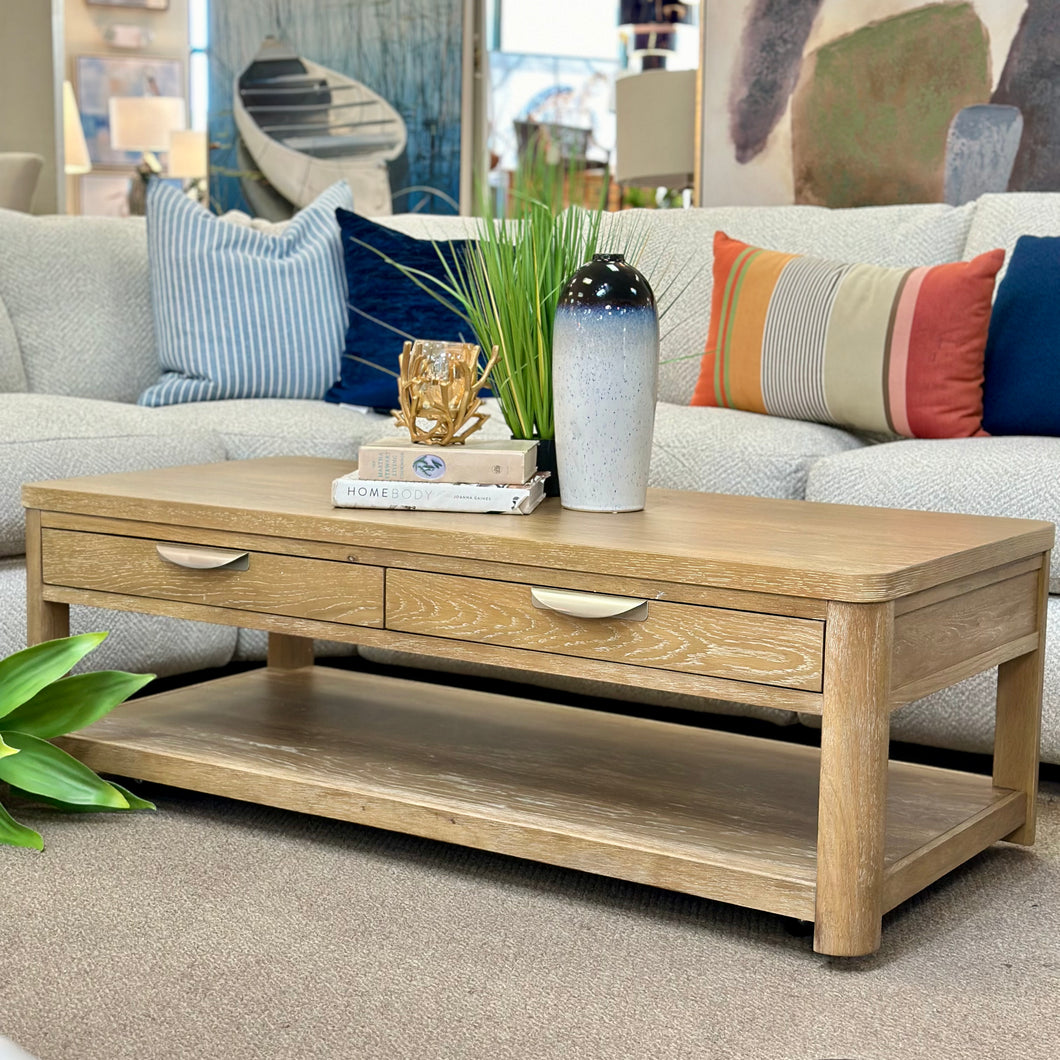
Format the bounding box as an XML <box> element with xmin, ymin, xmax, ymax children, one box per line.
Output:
<box><xmin>208</xmin><ymin>0</ymin><xmax>468</xmax><ymax>219</ymax></box>
<box><xmin>698</xmin><ymin>0</ymin><xmax>1060</xmax><ymax>207</ymax></box>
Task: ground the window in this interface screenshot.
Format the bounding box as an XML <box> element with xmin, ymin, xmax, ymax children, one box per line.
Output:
<box><xmin>188</xmin><ymin>0</ymin><xmax>208</xmax><ymax>131</ymax></box>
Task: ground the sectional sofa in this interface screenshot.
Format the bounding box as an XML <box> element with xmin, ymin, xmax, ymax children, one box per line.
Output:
<box><xmin>1</xmin><ymin>190</ymin><xmax>1058</xmax><ymax>764</ymax></box>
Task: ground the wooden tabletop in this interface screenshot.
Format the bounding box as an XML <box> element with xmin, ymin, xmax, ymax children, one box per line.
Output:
<box><xmin>23</xmin><ymin>456</ymin><xmax>1054</xmax><ymax>602</ymax></box>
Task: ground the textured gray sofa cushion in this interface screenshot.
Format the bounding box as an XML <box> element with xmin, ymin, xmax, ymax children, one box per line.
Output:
<box><xmin>602</xmin><ymin>201</ymin><xmax>976</xmax><ymax>404</ymax></box>
<box><xmin>0</xmin><ymin>211</ymin><xmax>158</xmax><ymax>403</ymax></box>
<box><xmin>962</xmin><ymin>192</ymin><xmax>1060</xmax><ymax>268</ymax></box>
<box><xmin>0</xmin><ymin>393</ymin><xmax>225</xmax><ymax>556</ymax></box>
<box><xmin>0</xmin><ymin>556</ymin><xmax>236</xmax><ymax>677</ymax></box>
<box><xmin>147</xmin><ymin>394</ymin><xmax>514</xmax><ymax>462</ymax></box>
<box><xmin>143</xmin><ymin>398</ymin><xmax>402</xmax><ymax>461</ymax></box>
<box><xmin>804</xmin><ymin>436</ymin><xmax>1060</xmax><ymax>592</ymax></box>
<box><xmin>650</xmin><ymin>403</ymin><xmax>864</xmax><ymax>499</ymax></box>
<box><xmin>0</xmin><ymin>292</ymin><xmax>26</xmax><ymax>393</ymax></box>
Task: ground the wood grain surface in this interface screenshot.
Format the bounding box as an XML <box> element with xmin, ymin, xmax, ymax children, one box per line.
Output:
<box><xmin>23</xmin><ymin>456</ymin><xmax>1054</xmax><ymax>601</ymax></box>
<box><xmin>41</xmin><ymin>528</ymin><xmax>384</xmax><ymax>627</ymax></box>
<box><xmin>57</xmin><ymin>666</ymin><xmax>1022</xmax><ymax>934</ymax></box>
<box><xmin>24</xmin><ymin>456</ymin><xmax>1049</xmax><ymax>957</ymax></box>
<box><xmin>386</xmin><ymin>569</ymin><xmax>825</xmax><ymax>691</ymax></box>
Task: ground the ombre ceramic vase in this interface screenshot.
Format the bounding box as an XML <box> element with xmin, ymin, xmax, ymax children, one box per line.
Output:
<box><xmin>552</xmin><ymin>253</ymin><xmax>659</xmax><ymax>512</ymax></box>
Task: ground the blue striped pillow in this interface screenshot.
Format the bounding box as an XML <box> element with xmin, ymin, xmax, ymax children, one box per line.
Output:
<box><xmin>138</xmin><ymin>180</ymin><xmax>352</xmax><ymax>407</ymax></box>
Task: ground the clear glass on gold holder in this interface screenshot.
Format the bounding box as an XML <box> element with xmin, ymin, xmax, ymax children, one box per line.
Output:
<box><xmin>391</xmin><ymin>340</ymin><xmax>500</xmax><ymax>445</ymax></box>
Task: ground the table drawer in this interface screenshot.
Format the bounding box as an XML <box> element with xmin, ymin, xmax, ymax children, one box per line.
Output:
<box><xmin>41</xmin><ymin>529</ymin><xmax>384</xmax><ymax>627</ymax></box>
<box><xmin>386</xmin><ymin>570</ymin><xmax>823</xmax><ymax>691</ymax></box>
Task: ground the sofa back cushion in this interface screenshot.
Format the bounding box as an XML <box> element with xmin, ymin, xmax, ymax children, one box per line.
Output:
<box><xmin>690</xmin><ymin>232</ymin><xmax>1004</xmax><ymax>438</ymax></box>
<box><xmin>962</xmin><ymin>192</ymin><xmax>1060</xmax><ymax>267</ymax></box>
<box><xmin>602</xmin><ymin>201</ymin><xmax>976</xmax><ymax>404</ymax></box>
<box><xmin>139</xmin><ymin>180</ymin><xmax>352</xmax><ymax>406</ymax></box>
<box><xmin>0</xmin><ymin>209</ymin><xmax>159</xmax><ymax>403</ymax></box>
<box><xmin>0</xmin><ymin>289</ymin><xmax>26</xmax><ymax>393</ymax></box>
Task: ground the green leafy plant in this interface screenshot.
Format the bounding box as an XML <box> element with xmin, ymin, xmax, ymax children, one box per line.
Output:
<box><xmin>356</xmin><ymin>151</ymin><xmax>701</xmax><ymax>440</ymax></box>
<box><xmin>360</xmin><ymin>152</ymin><xmax>614</xmax><ymax>441</ymax></box>
<box><xmin>0</xmin><ymin>632</ymin><xmax>155</xmax><ymax>851</ymax></box>
<box><xmin>444</xmin><ymin>158</ymin><xmax>609</xmax><ymax>440</ymax></box>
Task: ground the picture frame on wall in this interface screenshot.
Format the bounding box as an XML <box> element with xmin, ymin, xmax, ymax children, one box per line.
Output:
<box><xmin>85</xmin><ymin>1</ymin><xmax>170</xmax><ymax>11</ymax></box>
<box><xmin>75</xmin><ymin>54</ymin><xmax>183</xmax><ymax>166</ymax></box>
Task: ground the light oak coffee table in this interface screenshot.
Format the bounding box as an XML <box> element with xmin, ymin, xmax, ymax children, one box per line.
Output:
<box><xmin>22</xmin><ymin>456</ymin><xmax>1053</xmax><ymax>956</ymax></box>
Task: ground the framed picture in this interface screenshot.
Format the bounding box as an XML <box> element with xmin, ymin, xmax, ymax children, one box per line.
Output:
<box><xmin>76</xmin><ymin>54</ymin><xmax>183</xmax><ymax>166</ymax></box>
<box><xmin>78</xmin><ymin>174</ymin><xmax>133</xmax><ymax>217</ymax></box>
<box><xmin>85</xmin><ymin>1</ymin><xmax>169</xmax><ymax>10</ymax></box>
<box><xmin>206</xmin><ymin>0</ymin><xmax>471</xmax><ymax>217</ymax></box>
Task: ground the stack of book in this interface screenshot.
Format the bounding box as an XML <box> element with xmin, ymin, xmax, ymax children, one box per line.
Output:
<box><xmin>331</xmin><ymin>436</ymin><xmax>547</xmax><ymax>515</ymax></box>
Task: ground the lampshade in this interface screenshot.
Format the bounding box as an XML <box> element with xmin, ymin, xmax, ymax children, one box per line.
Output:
<box><xmin>614</xmin><ymin>69</ymin><xmax>696</xmax><ymax>187</ymax></box>
<box><xmin>108</xmin><ymin>96</ymin><xmax>187</xmax><ymax>152</ymax></box>
<box><xmin>62</xmin><ymin>80</ymin><xmax>91</xmax><ymax>175</ymax></box>
<box><xmin>167</xmin><ymin>129</ymin><xmax>208</xmax><ymax>179</ymax></box>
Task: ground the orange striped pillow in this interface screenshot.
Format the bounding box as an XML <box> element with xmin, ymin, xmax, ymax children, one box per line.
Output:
<box><xmin>690</xmin><ymin>232</ymin><xmax>1005</xmax><ymax>438</ymax></box>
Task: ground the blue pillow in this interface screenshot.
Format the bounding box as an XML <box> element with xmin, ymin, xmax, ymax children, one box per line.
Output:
<box><xmin>983</xmin><ymin>235</ymin><xmax>1060</xmax><ymax>436</ymax></box>
<box><xmin>324</xmin><ymin>208</ymin><xmax>474</xmax><ymax>411</ymax></box>
<box><xmin>138</xmin><ymin>180</ymin><xmax>352</xmax><ymax>407</ymax></box>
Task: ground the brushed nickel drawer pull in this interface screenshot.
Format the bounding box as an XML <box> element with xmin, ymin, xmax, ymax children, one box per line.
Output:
<box><xmin>530</xmin><ymin>586</ymin><xmax>648</xmax><ymax>621</ymax></box>
<box><xmin>155</xmin><ymin>544</ymin><xmax>250</xmax><ymax>571</ymax></box>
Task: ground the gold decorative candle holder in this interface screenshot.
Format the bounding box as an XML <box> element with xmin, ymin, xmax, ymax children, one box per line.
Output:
<box><xmin>391</xmin><ymin>340</ymin><xmax>499</xmax><ymax>445</ymax></box>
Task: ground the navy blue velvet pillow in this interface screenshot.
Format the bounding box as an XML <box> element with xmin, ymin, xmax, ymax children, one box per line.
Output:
<box><xmin>983</xmin><ymin>235</ymin><xmax>1060</xmax><ymax>436</ymax></box>
<box><xmin>324</xmin><ymin>208</ymin><xmax>474</xmax><ymax>411</ymax></box>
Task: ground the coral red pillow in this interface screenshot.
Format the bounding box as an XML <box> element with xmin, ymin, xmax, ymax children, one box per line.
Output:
<box><xmin>691</xmin><ymin>232</ymin><xmax>1005</xmax><ymax>438</ymax></box>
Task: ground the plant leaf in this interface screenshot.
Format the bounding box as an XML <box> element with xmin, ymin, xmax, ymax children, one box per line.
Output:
<box><xmin>3</xmin><ymin>670</ymin><xmax>155</xmax><ymax>739</ymax></box>
<box><xmin>8</xmin><ymin>780</ymin><xmax>155</xmax><ymax>813</ymax></box>
<box><xmin>0</xmin><ymin>800</ymin><xmax>43</xmax><ymax>850</ymax></box>
<box><xmin>108</xmin><ymin>781</ymin><xmax>155</xmax><ymax>811</ymax></box>
<box><xmin>0</xmin><ymin>633</ymin><xmax>108</xmax><ymax>721</ymax></box>
<box><xmin>0</xmin><ymin>731</ymin><xmax>128</xmax><ymax>808</ymax></box>
<box><xmin>0</xmin><ymin>733</ymin><xmax>19</xmax><ymax>758</ymax></box>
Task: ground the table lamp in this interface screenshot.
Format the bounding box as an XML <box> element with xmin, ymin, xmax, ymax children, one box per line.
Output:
<box><xmin>614</xmin><ymin>69</ymin><xmax>696</xmax><ymax>192</ymax></box>
<box><xmin>166</xmin><ymin>128</ymin><xmax>208</xmax><ymax>204</ymax></box>
<box><xmin>108</xmin><ymin>95</ymin><xmax>187</xmax><ymax>213</ymax></box>
<box><xmin>62</xmin><ymin>81</ymin><xmax>91</xmax><ymax>176</ymax></box>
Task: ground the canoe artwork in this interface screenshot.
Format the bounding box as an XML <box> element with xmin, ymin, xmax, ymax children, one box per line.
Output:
<box><xmin>234</xmin><ymin>36</ymin><xmax>408</xmax><ymax>218</ymax></box>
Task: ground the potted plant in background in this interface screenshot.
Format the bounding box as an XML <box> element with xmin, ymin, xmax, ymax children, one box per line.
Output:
<box><xmin>0</xmin><ymin>632</ymin><xmax>155</xmax><ymax>851</ymax></box>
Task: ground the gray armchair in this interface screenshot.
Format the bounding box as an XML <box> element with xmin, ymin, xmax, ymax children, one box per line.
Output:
<box><xmin>0</xmin><ymin>153</ymin><xmax>44</xmax><ymax>212</ymax></box>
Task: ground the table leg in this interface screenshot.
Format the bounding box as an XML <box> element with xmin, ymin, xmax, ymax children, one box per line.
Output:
<box><xmin>993</xmin><ymin>551</ymin><xmax>1049</xmax><ymax>845</ymax></box>
<box><xmin>267</xmin><ymin>632</ymin><xmax>315</xmax><ymax>669</ymax></box>
<box><xmin>25</xmin><ymin>508</ymin><xmax>69</xmax><ymax>645</ymax></box>
<box><xmin>814</xmin><ymin>600</ymin><xmax>893</xmax><ymax>957</ymax></box>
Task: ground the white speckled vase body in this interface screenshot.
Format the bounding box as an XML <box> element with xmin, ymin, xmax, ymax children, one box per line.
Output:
<box><xmin>552</xmin><ymin>253</ymin><xmax>659</xmax><ymax>512</ymax></box>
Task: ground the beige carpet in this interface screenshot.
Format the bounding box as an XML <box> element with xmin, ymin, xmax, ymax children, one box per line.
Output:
<box><xmin>2</xmin><ymin>772</ymin><xmax>1058</xmax><ymax>1060</ymax></box>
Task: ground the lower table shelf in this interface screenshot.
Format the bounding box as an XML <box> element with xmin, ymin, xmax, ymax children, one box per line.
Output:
<box><xmin>58</xmin><ymin>665</ymin><xmax>1024</xmax><ymax>923</ymax></box>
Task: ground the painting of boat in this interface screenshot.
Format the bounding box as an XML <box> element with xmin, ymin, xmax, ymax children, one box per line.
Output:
<box><xmin>233</xmin><ymin>36</ymin><xmax>408</xmax><ymax>216</ymax></box>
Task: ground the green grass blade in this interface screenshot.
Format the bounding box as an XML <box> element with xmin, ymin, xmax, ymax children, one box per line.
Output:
<box><xmin>2</xmin><ymin>670</ymin><xmax>155</xmax><ymax>740</ymax></box>
<box><xmin>0</xmin><ymin>731</ymin><xmax>129</xmax><ymax>808</ymax></box>
<box><xmin>0</xmin><ymin>801</ymin><xmax>43</xmax><ymax>851</ymax></box>
<box><xmin>0</xmin><ymin>633</ymin><xmax>108</xmax><ymax>721</ymax></box>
